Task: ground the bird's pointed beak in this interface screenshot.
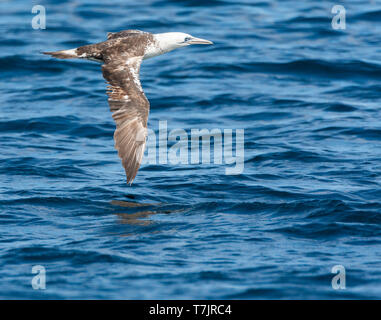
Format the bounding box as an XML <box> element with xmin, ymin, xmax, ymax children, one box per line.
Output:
<box><xmin>188</xmin><ymin>37</ymin><xmax>213</xmax><ymax>45</ymax></box>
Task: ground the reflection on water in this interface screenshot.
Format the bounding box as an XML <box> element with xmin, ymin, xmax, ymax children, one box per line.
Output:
<box><xmin>110</xmin><ymin>200</ymin><xmax>186</xmax><ymax>228</ymax></box>
<box><xmin>111</xmin><ymin>199</ymin><xmax>159</xmax><ymax>226</ymax></box>
<box><xmin>110</xmin><ymin>200</ymin><xmax>157</xmax><ymax>208</ymax></box>
<box><xmin>115</xmin><ymin>211</ymin><xmax>156</xmax><ymax>226</ymax></box>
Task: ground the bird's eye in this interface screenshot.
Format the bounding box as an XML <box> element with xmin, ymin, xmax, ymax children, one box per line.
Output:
<box><xmin>184</xmin><ymin>37</ymin><xmax>192</xmax><ymax>42</ymax></box>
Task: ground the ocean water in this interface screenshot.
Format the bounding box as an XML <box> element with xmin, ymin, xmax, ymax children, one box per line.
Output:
<box><xmin>1</xmin><ymin>0</ymin><xmax>381</xmax><ymax>299</ymax></box>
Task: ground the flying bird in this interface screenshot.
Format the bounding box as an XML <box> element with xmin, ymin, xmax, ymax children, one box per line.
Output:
<box><xmin>44</xmin><ymin>30</ymin><xmax>213</xmax><ymax>184</ymax></box>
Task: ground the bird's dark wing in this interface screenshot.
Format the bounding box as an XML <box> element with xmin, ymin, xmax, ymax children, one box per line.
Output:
<box><xmin>107</xmin><ymin>30</ymin><xmax>147</xmax><ymax>40</ymax></box>
<box><xmin>102</xmin><ymin>56</ymin><xmax>149</xmax><ymax>184</ymax></box>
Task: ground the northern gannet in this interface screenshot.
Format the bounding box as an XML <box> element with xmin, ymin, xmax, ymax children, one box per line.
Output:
<box><xmin>44</xmin><ymin>30</ymin><xmax>213</xmax><ymax>184</ymax></box>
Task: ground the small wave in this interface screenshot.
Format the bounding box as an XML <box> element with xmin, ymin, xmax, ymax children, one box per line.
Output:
<box><xmin>247</xmin><ymin>149</ymin><xmax>336</xmax><ymax>164</ymax></box>
<box><xmin>352</xmin><ymin>10</ymin><xmax>381</xmax><ymax>22</ymax></box>
<box><xmin>202</xmin><ymin>59</ymin><xmax>381</xmax><ymax>80</ymax></box>
<box><xmin>272</xmin><ymin>221</ymin><xmax>381</xmax><ymax>239</ymax></box>
<box><xmin>0</xmin><ymin>55</ymin><xmax>96</xmax><ymax>76</ymax></box>
<box><xmin>326</xmin><ymin>85</ymin><xmax>381</xmax><ymax>100</ymax></box>
<box><xmin>324</xmin><ymin>103</ymin><xmax>357</xmax><ymax>113</ymax></box>
<box><xmin>0</xmin><ymin>116</ymin><xmax>113</xmax><ymax>139</ymax></box>
<box><xmin>1</xmin><ymin>246</ymin><xmax>157</xmax><ymax>266</ymax></box>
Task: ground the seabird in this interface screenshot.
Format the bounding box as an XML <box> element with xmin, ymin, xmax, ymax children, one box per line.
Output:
<box><xmin>44</xmin><ymin>30</ymin><xmax>213</xmax><ymax>184</ymax></box>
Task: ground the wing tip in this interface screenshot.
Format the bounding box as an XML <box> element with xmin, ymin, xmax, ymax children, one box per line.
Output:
<box><xmin>125</xmin><ymin>168</ymin><xmax>139</xmax><ymax>185</ymax></box>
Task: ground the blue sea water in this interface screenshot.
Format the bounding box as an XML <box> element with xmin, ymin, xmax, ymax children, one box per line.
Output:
<box><xmin>1</xmin><ymin>0</ymin><xmax>381</xmax><ymax>299</ymax></box>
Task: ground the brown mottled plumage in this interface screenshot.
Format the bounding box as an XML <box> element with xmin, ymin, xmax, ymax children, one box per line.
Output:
<box><xmin>43</xmin><ymin>30</ymin><xmax>213</xmax><ymax>184</ymax></box>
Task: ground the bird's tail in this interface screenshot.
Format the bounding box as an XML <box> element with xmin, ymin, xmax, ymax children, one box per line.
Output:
<box><xmin>43</xmin><ymin>48</ymin><xmax>78</xmax><ymax>59</ymax></box>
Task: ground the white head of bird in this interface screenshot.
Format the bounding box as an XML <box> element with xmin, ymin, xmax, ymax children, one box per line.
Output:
<box><xmin>145</xmin><ymin>32</ymin><xmax>213</xmax><ymax>59</ymax></box>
